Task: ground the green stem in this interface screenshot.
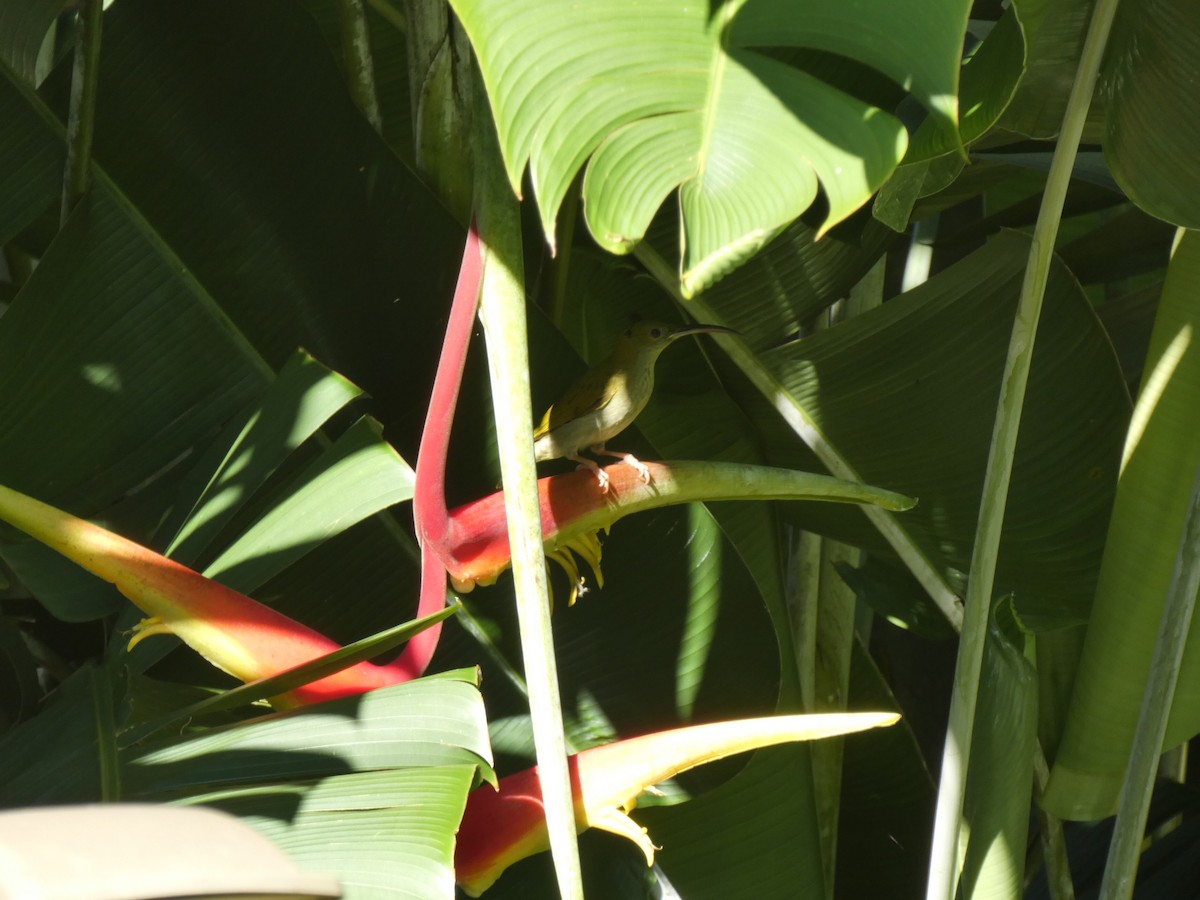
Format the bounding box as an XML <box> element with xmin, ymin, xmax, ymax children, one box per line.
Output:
<box><xmin>90</xmin><ymin>666</ymin><xmax>120</xmax><ymax>801</ymax></box>
<box><xmin>473</xmin><ymin>72</ymin><xmax>583</xmax><ymax>900</ymax></box>
<box><xmin>634</xmin><ymin>243</ymin><xmax>964</xmax><ymax>631</ymax></box>
<box><xmin>60</xmin><ymin>0</ymin><xmax>103</xmax><ymax>224</ymax></box>
<box><xmin>338</xmin><ymin>0</ymin><xmax>383</xmax><ymax>131</ymax></box>
<box><xmin>1099</xmin><ymin>464</ymin><xmax>1200</xmax><ymax>900</ymax></box>
<box><xmin>924</xmin><ymin>2</ymin><xmax>1121</xmax><ymax>896</ymax></box>
<box><xmin>789</xmin><ymin>529</ymin><xmax>823</xmax><ymax>713</ymax></box>
<box><xmin>1033</xmin><ymin>746</ymin><xmax>1077</xmax><ymax>900</ymax></box>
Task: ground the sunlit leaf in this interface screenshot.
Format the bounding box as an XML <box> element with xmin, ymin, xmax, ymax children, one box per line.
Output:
<box><xmin>1045</xmin><ymin>230</ymin><xmax>1200</xmax><ymax>820</ymax></box>
<box><xmin>451</xmin><ymin>0</ymin><xmax>968</xmax><ymax>293</ymax></box>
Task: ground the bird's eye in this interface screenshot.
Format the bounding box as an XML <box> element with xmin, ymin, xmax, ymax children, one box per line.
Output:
<box><xmin>650</xmin><ymin>328</ymin><xmax>663</xmax><ymax>338</ymax></box>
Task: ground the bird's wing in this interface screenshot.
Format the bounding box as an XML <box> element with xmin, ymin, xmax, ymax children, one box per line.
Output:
<box><xmin>534</xmin><ymin>369</ymin><xmax>619</xmax><ymax>439</ymax></box>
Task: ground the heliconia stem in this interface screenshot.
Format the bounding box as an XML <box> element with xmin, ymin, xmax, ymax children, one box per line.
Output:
<box><xmin>454</xmin><ymin>711</ymin><xmax>902</xmax><ymax>896</ymax></box>
<box><xmin>399</xmin><ymin>221</ymin><xmax>484</xmax><ymax>678</ymax></box>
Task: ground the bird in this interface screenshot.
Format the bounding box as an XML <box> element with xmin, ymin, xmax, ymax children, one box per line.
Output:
<box><xmin>533</xmin><ymin>320</ymin><xmax>737</xmax><ymax>492</ymax></box>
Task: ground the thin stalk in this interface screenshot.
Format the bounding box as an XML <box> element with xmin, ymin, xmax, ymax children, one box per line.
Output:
<box><xmin>90</xmin><ymin>666</ymin><xmax>120</xmax><ymax>801</ymax></box>
<box><xmin>473</xmin><ymin>78</ymin><xmax>583</xmax><ymax>899</ymax></box>
<box><xmin>338</xmin><ymin>0</ymin><xmax>383</xmax><ymax>132</ymax></box>
<box><xmin>60</xmin><ymin>0</ymin><xmax>103</xmax><ymax>224</ymax></box>
<box><xmin>1033</xmin><ymin>742</ymin><xmax>1076</xmax><ymax>900</ymax></box>
<box><xmin>634</xmin><ymin>243</ymin><xmax>964</xmax><ymax>631</ymax></box>
<box><xmin>808</xmin><ymin>271</ymin><xmax>878</xmax><ymax>899</ymax></box>
<box><xmin>812</xmin><ymin>540</ymin><xmax>859</xmax><ymax>899</ymax></box>
<box><xmin>901</xmin><ymin>214</ymin><xmax>939</xmax><ymax>292</ymax></box>
<box><xmin>1099</xmin><ymin>465</ymin><xmax>1200</xmax><ymax>900</ymax></box>
<box><xmin>788</xmin><ymin>528</ymin><xmax>823</xmax><ymax>712</ymax></box>
<box><xmin>925</xmin><ymin>2</ymin><xmax>1121</xmax><ymax>896</ymax></box>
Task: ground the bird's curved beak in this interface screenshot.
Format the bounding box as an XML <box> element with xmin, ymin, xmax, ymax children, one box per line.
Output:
<box><xmin>666</xmin><ymin>323</ymin><xmax>739</xmax><ymax>340</ymax></box>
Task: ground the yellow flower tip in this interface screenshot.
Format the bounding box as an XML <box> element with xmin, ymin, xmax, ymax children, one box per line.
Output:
<box><xmin>126</xmin><ymin>617</ymin><xmax>175</xmax><ymax>651</ymax></box>
<box><xmin>449</xmin><ymin>574</ymin><xmax>477</xmax><ymax>593</ymax></box>
<box><xmin>588</xmin><ymin>807</ymin><xmax>657</xmax><ymax>865</ymax></box>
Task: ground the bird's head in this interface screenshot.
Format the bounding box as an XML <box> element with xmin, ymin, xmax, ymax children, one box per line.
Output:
<box><xmin>617</xmin><ymin>320</ymin><xmax>737</xmax><ymax>358</ymax></box>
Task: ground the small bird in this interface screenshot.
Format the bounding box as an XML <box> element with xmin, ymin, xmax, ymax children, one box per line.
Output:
<box><xmin>533</xmin><ymin>320</ymin><xmax>737</xmax><ymax>492</ymax></box>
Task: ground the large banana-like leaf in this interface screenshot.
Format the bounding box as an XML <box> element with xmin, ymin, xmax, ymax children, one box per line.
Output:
<box><xmin>1102</xmin><ymin>0</ymin><xmax>1200</xmax><ymax>229</ymax></box>
<box><xmin>1044</xmin><ymin>230</ymin><xmax>1200</xmax><ymax>820</ymax></box>
<box><xmin>904</xmin><ymin>4</ymin><xmax>1026</xmax><ymax>162</ymax></box>
<box><xmin>703</xmin><ymin>230</ymin><xmax>1131</xmax><ymax>629</ymax></box>
<box><xmin>450</xmin><ymin>0</ymin><xmax>969</xmax><ymax>296</ymax></box>
<box><xmin>994</xmin><ymin>0</ymin><xmax>1096</xmax><ymax>140</ymax></box>
<box><xmin>140</xmin><ymin>673</ymin><xmax>490</xmax><ymax>900</ymax></box>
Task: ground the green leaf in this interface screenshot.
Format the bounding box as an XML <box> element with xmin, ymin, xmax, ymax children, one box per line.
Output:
<box><xmin>202</xmin><ymin>416</ymin><xmax>414</xmax><ymax>594</ymax></box>
<box><xmin>0</xmin><ymin>184</ymin><xmax>268</xmax><ymax>620</ymax></box>
<box><xmin>709</xmin><ymin>230</ymin><xmax>1130</xmax><ymax>629</ymax></box>
<box><xmin>905</xmin><ymin>7</ymin><xmax>1027</xmax><ymax>161</ymax></box>
<box><xmin>0</xmin><ymin>0</ymin><xmax>63</xmax><ymax>86</ymax></box>
<box><xmin>994</xmin><ymin>0</ymin><xmax>1097</xmax><ymax>140</ymax></box>
<box><xmin>649</xmin><ymin>212</ymin><xmax>898</xmax><ymax>345</ymax></box>
<box><xmin>0</xmin><ymin>666</ymin><xmax>104</xmax><ymax>805</ymax></box>
<box><xmin>0</xmin><ymin>614</ymin><xmax>39</xmax><ymax>733</ymax></box>
<box><xmin>1102</xmin><ymin>0</ymin><xmax>1200</xmax><ymax>228</ymax></box>
<box><xmin>164</xmin><ymin>350</ymin><xmax>366</xmax><ymax>565</ymax></box>
<box><xmin>834</xmin><ymin>558</ymin><xmax>957</xmax><ymax>640</ymax></box>
<box><xmin>960</xmin><ymin>599</ymin><xmax>1036</xmax><ymax>899</ymax></box>
<box><xmin>188</xmin><ymin>767</ymin><xmax>477</xmax><ymax>900</ymax></box>
<box><xmin>124</xmin><ymin>673</ymin><xmax>491</xmax><ymax>796</ymax></box>
<box><xmin>0</xmin><ymin>184</ymin><xmax>268</xmax><ymax>513</ymax></box>
<box><xmin>0</xmin><ymin>65</ymin><xmax>60</xmax><ymax>243</ymax></box>
<box><xmin>1044</xmin><ymin>230</ymin><xmax>1200</xmax><ymax>820</ymax></box>
<box><xmin>835</xmin><ymin>639</ymin><xmax>935</xmax><ymax>897</ymax></box>
<box><xmin>451</xmin><ymin>0</ymin><xmax>968</xmax><ymax>294</ymax></box>
<box><xmin>640</xmin><ymin>745</ymin><xmax>825</xmax><ymax>898</ymax></box>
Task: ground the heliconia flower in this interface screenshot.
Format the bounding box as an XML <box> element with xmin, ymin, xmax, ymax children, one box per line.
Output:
<box><xmin>454</xmin><ymin>711</ymin><xmax>902</xmax><ymax>896</ymax></box>
<box><xmin>439</xmin><ymin>459</ymin><xmax>915</xmax><ymax>607</ymax></box>
<box><xmin>0</xmin><ymin>483</ymin><xmax>412</xmax><ymax>708</ymax></box>
<box><xmin>0</xmin><ymin>461</ymin><xmax>912</xmax><ymax>706</ymax></box>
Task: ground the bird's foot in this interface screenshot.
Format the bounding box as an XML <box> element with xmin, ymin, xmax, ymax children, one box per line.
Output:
<box><xmin>590</xmin><ymin>446</ymin><xmax>652</xmax><ymax>486</ymax></box>
<box><xmin>620</xmin><ymin>453</ymin><xmax>652</xmax><ymax>484</ymax></box>
<box><xmin>570</xmin><ymin>454</ymin><xmax>611</xmax><ymax>493</ymax></box>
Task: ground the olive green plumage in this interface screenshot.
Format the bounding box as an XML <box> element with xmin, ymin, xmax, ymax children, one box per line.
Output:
<box><xmin>533</xmin><ymin>320</ymin><xmax>735</xmax><ymax>490</ymax></box>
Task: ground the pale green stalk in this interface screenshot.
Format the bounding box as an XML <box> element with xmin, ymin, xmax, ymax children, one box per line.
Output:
<box><xmin>925</xmin><ymin>1</ymin><xmax>1121</xmax><ymax>896</ymax></box>
<box><xmin>789</xmin><ymin>529</ymin><xmax>822</xmax><ymax>713</ymax></box>
<box><xmin>338</xmin><ymin>0</ymin><xmax>382</xmax><ymax>132</ymax></box>
<box><xmin>473</xmin><ymin>77</ymin><xmax>583</xmax><ymax>899</ymax></box>
<box><xmin>634</xmin><ymin>243</ymin><xmax>964</xmax><ymax>631</ymax></box>
<box><xmin>60</xmin><ymin>0</ymin><xmax>103</xmax><ymax>224</ymax></box>
<box><xmin>1033</xmin><ymin>744</ymin><xmax>1076</xmax><ymax>900</ymax></box>
<box><xmin>1099</xmin><ymin>465</ymin><xmax>1200</xmax><ymax>900</ymax></box>
<box><xmin>811</xmin><ymin>265</ymin><xmax>882</xmax><ymax>896</ymax></box>
<box><xmin>901</xmin><ymin>214</ymin><xmax>939</xmax><ymax>292</ymax></box>
<box><xmin>90</xmin><ymin>667</ymin><xmax>120</xmax><ymax>801</ymax></box>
